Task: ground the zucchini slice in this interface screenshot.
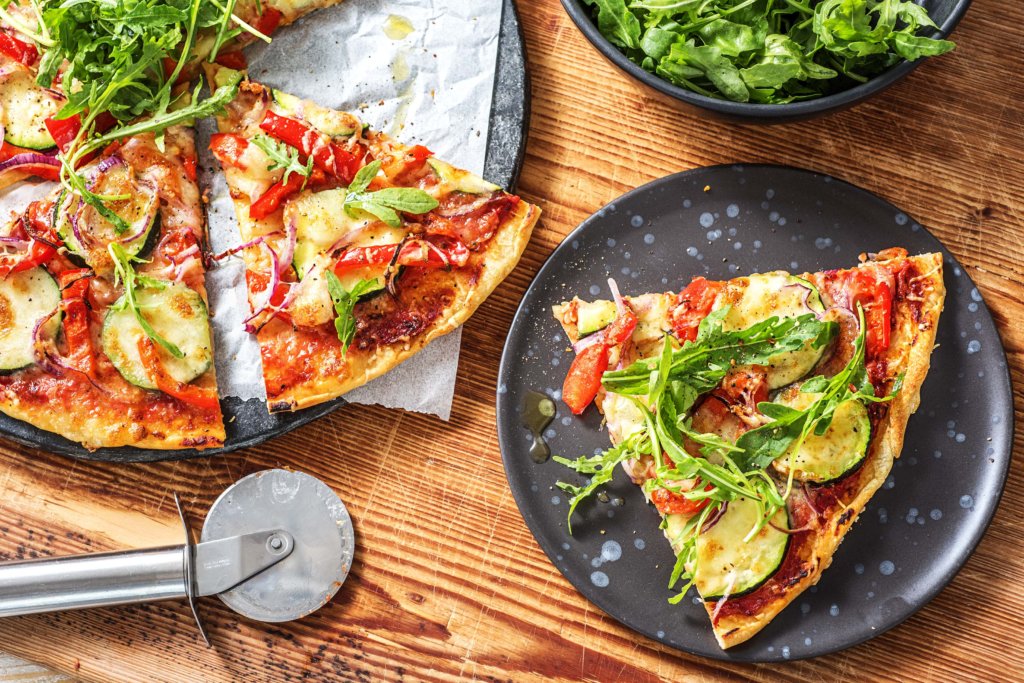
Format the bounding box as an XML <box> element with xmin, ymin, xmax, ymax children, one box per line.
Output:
<box><xmin>693</xmin><ymin>497</ymin><xmax>790</xmax><ymax>600</ymax></box>
<box><xmin>284</xmin><ymin>188</ymin><xmax>404</xmax><ymax>278</ymax></box>
<box><xmin>101</xmin><ymin>281</ymin><xmax>212</xmax><ymax>389</ymax></box>
<box><xmin>720</xmin><ymin>273</ymin><xmax>827</xmax><ymax>388</ymax></box>
<box><xmin>426</xmin><ymin>157</ymin><xmax>500</xmax><ymax>195</ymax></box>
<box><xmin>56</xmin><ymin>162</ymin><xmax>158</xmax><ymax>273</ymax></box>
<box><xmin>577</xmin><ymin>299</ymin><xmax>617</xmax><ymax>337</ymax></box>
<box><xmin>271</xmin><ymin>89</ymin><xmax>357</xmax><ymax>138</ymax></box>
<box><xmin>771</xmin><ymin>388</ymin><xmax>871</xmax><ymax>483</ymax></box>
<box><xmin>0</xmin><ymin>267</ymin><xmax>61</xmax><ymax>372</ymax></box>
<box><xmin>0</xmin><ymin>69</ymin><xmax>59</xmax><ymax>151</ymax></box>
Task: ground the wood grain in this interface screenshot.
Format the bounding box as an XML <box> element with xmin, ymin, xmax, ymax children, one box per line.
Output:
<box><xmin>1</xmin><ymin>1</ymin><xmax>1023</xmax><ymax>680</ymax></box>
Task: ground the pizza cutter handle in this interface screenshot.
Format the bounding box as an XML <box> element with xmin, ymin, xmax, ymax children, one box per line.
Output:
<box><xmin>0</xmin><ymin>545</ymin><xmax>188</xmax><ymax>617</ymax></box>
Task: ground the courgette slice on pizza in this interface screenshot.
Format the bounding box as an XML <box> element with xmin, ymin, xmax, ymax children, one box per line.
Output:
<box><xmin>0</xmin><ymin>13</ymin><xmax>62</xmax><ymax>189</ymax></box>
<box><xmin>552</xmin><ymin>249</ymin><xmax>944</xmax><ymax>649</ymax></box>
<box><xmin>204</xmin><ymin>66</ymin><xmax>540</xmax><ymax>411</ymax></box>
<box><xmin>0</xmin><ymin>127</ymin><xmax>225</xmax><ymax>450</ymax></box>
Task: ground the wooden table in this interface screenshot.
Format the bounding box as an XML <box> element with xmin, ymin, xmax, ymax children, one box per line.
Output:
<box><xmin>1</xmin><ymin>1</ymin><xmax>1022</xmax><ymax>681</ymax></box>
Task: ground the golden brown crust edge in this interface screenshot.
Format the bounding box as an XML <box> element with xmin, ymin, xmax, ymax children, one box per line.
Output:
<box><xmin>0</xmin><ymin>395</ymin><xmax>225</xmax><ymax>451</ymax></box>
<box><xmin>711</xmin><ymin>253</ymin><xmax>946</xmax><ymax>648</ymax></box>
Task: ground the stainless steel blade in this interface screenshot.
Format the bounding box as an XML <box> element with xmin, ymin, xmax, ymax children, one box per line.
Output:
<box><xmin>193</xmin><ymin>529</ymin><xmax>295</xmax><ymax>597</ymax></box>
<box><xmin>200</xmin><ymin>469</ymin><xmax>354</xmax><ymax>622</ymax></box>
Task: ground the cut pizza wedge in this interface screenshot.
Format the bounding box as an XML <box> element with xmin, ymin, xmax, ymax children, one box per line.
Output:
<box><xmin>205</xmin><ymin>66</ymin><xmax>540</xmax><ymax>411</ymax></box>
<box><xmin>552</xmin><ymin>249</ymin><xmax>944</xmax><ymax>648</ymax></box>
<box><xmin>0</xmin><ymin>127</ymin><xmax>225</xmax><ymax>450</ymax></box>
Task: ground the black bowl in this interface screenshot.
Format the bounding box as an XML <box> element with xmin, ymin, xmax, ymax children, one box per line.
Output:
<box><xmin>561</xmin><ymin>0</ymin><xmax>972</xmax><ymax>123</ymax></box>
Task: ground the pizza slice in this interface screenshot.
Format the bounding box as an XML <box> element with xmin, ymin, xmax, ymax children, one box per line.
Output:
<box><xmin>0</xmin><ymin>127</ymin><xmax>225</xmax><ymax>450</ymax></box>
<box><xmin>205</xmin><ymin>66</ymin><xmax>540</xmax><ymax>411</ymax></box>
<box><xmin>552</xmin><ymin>249</ymin><xmax>944</xmax><ymax>648</ymax></box>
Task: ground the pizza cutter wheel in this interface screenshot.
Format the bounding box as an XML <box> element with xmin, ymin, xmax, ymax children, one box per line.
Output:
<box><xmin>0</xmin><ymin>469</ymin><xmax>354</xmax><ymax>644</ymax></box>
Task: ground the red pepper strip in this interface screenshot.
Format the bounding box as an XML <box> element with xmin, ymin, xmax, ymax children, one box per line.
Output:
<box><xmin>44</xmin><ymin>116</ymin><xmax>81</xmax><ymax>152</ymax></box>
<box><xmin>651</xmin><ymin>482</ymin><xmax>713</xmax><ymax>516</ymax></box>
<box><xmin>254</xmin><ymin>7</ymin><xmax>283</xmax><ymax>36</ymax></box>
<box><xmin>405</xmin><ymin>144</ymin><xmax>432</xmax><ymax>168</ymax></box>
<box><xmin>183</xmin><ymin>154</ymin><xmax>197</xmax><ymax>183</ymax></box>
<box><xmin>58</xmin><ymin>269</ymin><xmax>96</xmax><ymax>378</ymax></box>
<box><xmin>0</xmin><ymin>31</ymin><xmax>38</xmax><ymax>66</ymax></box>
<box><xmin>0</xmin><ymin>239</ymin><xmax>55</xmax><ymax>277</ymax></box>
<box><xmin>43</xmin><ymin>112</ymin><xmax>117</xmax><ymax>160</ymax></box>
<box><xmin>215</xmin><ymin>51</ymin><xmax>248</xmax><ymax>70</ymax></box>
<box><xmin>249</xmin><ymin>172</ymin><xmax>307</xmax><ymax>220</ymax></box>
<box><xmin>332</xmin><ymin>236</ymin><xmax>469</xmax><ymax>275</ymax></box>
<box><xmin>605</xmin><ymin>305</ymin><xmax>638</xmax><ymax>345</ymax></box>
<box><xmin>849</xmin><ymin>269</ymin><xmax>893</xmax><ymax>358</ymax></box>
<box><xmin>562</xmin><ymin>343</ymin><xmax>609</xmax><ymax>415</ymax></box>
<box><xmin>259</xmin><ymin>110</ymin><xmax>361</xmax><ymax>183</ymax></box>
<box><xmin>0</xmin><ymin>204</ymin><xmax>58</xmax><ymax>277</ymax></box>
<box><xmin>136</xmin><ymin>337</ymin><xmax>220</xmax><ymax>410</ymax></box>
<box><xmin>671</xmin><ymin>276</ymin><xmax>725</xmax><ymax>342</ymax></box>
<box><xmin>209</xmin><ymin>133</ymin><xmax>249</xmax><ymax>167</ymax></box>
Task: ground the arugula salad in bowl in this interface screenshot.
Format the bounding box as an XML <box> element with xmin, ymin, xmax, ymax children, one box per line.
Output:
<box><xmin>563</xmin><ymin>0</ymin><xmax>967</xmax><ymax>120</ymax></box>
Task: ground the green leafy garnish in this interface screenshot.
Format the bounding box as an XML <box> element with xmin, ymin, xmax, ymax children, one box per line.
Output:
<box><xmin>553</xmin><ymin>301</ymin><xmax>906</xmax><ymax>601</ymax></box>
<box><xmin>556</xmin><ymin>309</ymin><xmax>825</xmax><ymax>530</ymax></box>
<box><xmin>580</xmin><ymin>0</ymin><xmax>956</xmax><ymax>103</ymax></box>
<box><xmin>343</xmin><ymin>161</ymin><xmax>439</xmax><ymax>228</ymax></box>
<box><xmin>325</xmin><ymin>271</ymin><xmax>384</xmax><ymax>355</ymax></box>
<box><xmin>16</xmin><ymin>0</ymin><xmax>255</xmax><ymax>230</ymax></box>
<box><xmin>733</xmin><ymin>307</ymin><xmax>901</xmax><ymax>475</ymax></box>
<box><xmin>107</xmin><ymin>243</ymin><xmax>184</xmax><ymax>359</ymax></box>
<box><xmin>249</xmin><ymin>133</ymin><xmax>314</xmax><ymax>185</ymax></box>
<box><xmin>602</xmin><ymin>308</ymin><xmax>835</xmax><ymax>404</ymax></box>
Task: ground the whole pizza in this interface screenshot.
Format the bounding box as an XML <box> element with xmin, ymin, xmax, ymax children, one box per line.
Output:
<box><xmin>0</xmin><ymin>0</ymin><xmax>539</xmax><ymax>449</ymax></box>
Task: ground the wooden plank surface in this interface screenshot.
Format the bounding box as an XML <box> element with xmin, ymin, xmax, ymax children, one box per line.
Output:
<box><xmin>1</xmin><ymin>0</ymin><xmax>1023</xmax><ymax>680</ymax></box>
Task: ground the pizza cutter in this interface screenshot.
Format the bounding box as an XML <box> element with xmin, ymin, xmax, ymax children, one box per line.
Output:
<box><xmin>0</xmin><ymin>469</ymin><xmax>354</xmax><ymax>644</ymax></box>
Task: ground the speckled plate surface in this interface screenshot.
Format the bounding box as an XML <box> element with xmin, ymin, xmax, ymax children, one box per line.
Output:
<box><xmin>496</xmin><ymin>164</ymin><xmax>1013</xmax><ymax>662</ymax></box>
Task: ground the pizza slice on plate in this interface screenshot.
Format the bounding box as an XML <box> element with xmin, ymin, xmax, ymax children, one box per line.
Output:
<box><xmin>552</xmin><ymin>249</ymin><xmax>944</xmax><ymax>648</ymax></box>
<box><xmin>205</xmin><ymin>66</ymin><xmax>540</xmax><ymax>411</ymax></box>
<box><xmin>0</xmin><ymin>127</ymin><xmax>225</xmax><ymax>450</ymax></box>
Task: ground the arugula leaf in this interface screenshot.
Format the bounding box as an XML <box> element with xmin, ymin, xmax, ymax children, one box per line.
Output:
<box><xmin>342</xmin><ymin>160</ymin><xmax>439</xmax><ymax>228</ymax></box>
<box><xmin>602</xmin><ymin>308</ymin><xmax>835</xmax><ymax>402</ymax></box>
<box><xmin>325</xmin><ymin>271</ymin><xmax>384</xmax><ymax>355</ymax></box>
<box><xmin>250</xmin><ymin>133</ymin><xmax>314</xmax><ymax>185</ymax></box>
<box><xmin>554</xmin><ymin>440</ymin><xmax>635</xmax><ymax>533</ymax></box>
<box><xmin>581</xmin><ymin>0</ymin><xmax>955</xmax><ymax>103</ymax></box>
<box><xmin>581</xmin><ymin>0</ymin><xmax>640</xmax><ymax>50</ymax></box>
<box><xmin>107</xmin><ymin>243</ymin><xmax>184</xmax><ymax>359</ymax></box>
<box><xmin>732</xmin><ymin>307</ymin><xmax>901</xmax><ymax>472</ymax></box>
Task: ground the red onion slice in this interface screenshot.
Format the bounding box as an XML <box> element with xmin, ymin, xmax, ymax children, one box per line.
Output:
<box><xmin>277</xmin><ymin>216</ymin><xmax>297</xmax><ymax>274</ymax></box>
<box><xmin>115</xmin><ymin>179</ymin><xmax>159</xmax><ymax>244</ymax></box>
<box><xmin>572</xmin><ymin>328</ymin><xmax>607</xmax><ymax>354</ymax></box>
<box><xmin>0</xmin><ymin>153</ymin><xmax>60</xmax><ymax>174</ymax></box>
<box><xmin>701</xmin><ymin>501</ymin><xmax>727</xmax><ymax>532</ymax></box>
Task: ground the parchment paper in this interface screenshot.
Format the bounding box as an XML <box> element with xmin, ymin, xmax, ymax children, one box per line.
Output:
<box><xmin>1</xmin><ymin>0</ymin><xmax>504</xmax><ymax>421</ymax></box>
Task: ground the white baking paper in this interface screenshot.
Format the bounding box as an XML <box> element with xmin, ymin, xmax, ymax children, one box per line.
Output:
<box><xmin>1</xmin><ymin>0</ymin><xmax>504</xmax><ymax>421</ymax></box>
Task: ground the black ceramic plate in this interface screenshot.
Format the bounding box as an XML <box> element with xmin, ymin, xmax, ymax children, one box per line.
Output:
<box><xmin>0</xmin><ymin>0</ymin><xmax>529</xmax><ymax>463</ymax></box>
<box><xmin>496</xmin><ymin>165</ymin><xmax>1012</xmax><ymax>662</ymax></box>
